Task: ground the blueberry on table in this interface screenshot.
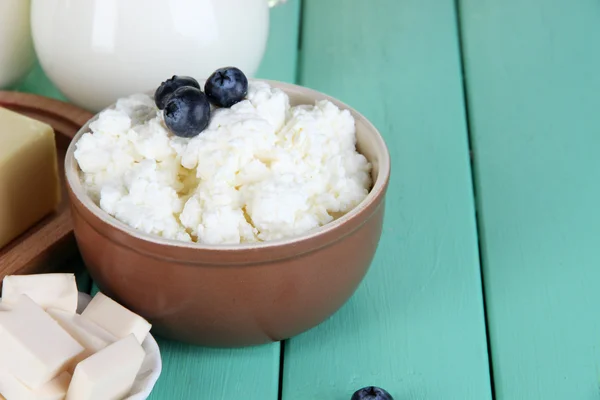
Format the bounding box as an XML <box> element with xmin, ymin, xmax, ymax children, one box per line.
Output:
<box><xmin>163</xmin><ymin>86</ymin><xmax>211</xmax><ymax>138</ymax></box>
<box><xmin>351</xmin><ymin>386</ymin><xmax>394</xmax><ymax>400</ymax></box>
<box><xmin>204</xmin><ymin>67</ymin><xmax>248</xmax><ymax>107</ymax></box>
<box><xmin>154</xmin><ymin>75</ymin><xmax>201</xmax><ymax>110</ymax></box>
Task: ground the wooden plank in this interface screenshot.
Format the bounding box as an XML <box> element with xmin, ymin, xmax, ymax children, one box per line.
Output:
<box><xmin>256</xmin><ymin>0</ymin><xmax>301</xmax><ymax>83</ymax></box>
<box><xmin>147</xmin><ymin>343</ymin><xmax>279</xmax><ymax>400</ymax></box>
<box><xmin>281</xmin><ymin>1</ymin><xmax>492</xmax><ymax>399</ymax></box>
<box><xmin>458</xmin><ymin>0</ymin><xmax>600</xmax><ymax>398</ymax></box>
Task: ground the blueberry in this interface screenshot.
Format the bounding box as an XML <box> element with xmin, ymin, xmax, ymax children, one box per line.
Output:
<box><xmin>154</xmin><ymin>75</ymin><xmax>200</xmax><ymax>110</ymax></box>
<box><xmin>351</xmin><ymin>386</ymin><xmax>394</xmax><ymax>400</ymax></box>
<box><xmin>163</xmin><ymin>86</ymin><xmax>210</xmax><ymax>138</ymax></box>
<box><xmin>204</xmin><ymin>67</ymin><xmax>248</xmax><ymax>108</ymax></box>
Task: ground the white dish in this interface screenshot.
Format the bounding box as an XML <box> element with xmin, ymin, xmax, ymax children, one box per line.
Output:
<box><xmin>77</xmin><ymin>292</ymin><xmax>162</xmax><ymax>400</ymax></box>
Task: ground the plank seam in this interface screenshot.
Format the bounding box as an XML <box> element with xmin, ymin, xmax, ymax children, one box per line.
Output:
<box><xmin>277</xmin><ymin>341</ymin><xmax>286</xmax><ymax>400</ymax></box>
<box><xmin>281</xmin><ymin>1</ymin><xmax>301</xmax><ymax>394</ymax></box>
<box><xmin>295</xmin><ymin>0</ymin><xmax>306</xmax><ymax>85</ymax></box>
<box><xmin>454</xmin><ymin>0</ymin><xmax>497</xmax><ymax>399</ymax></box>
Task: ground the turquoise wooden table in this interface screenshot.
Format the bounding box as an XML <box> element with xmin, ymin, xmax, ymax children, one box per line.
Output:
<box><xmin>12</xmin><ymin>0</ymin><xmax>600</xmax><ymax>398</ymax></box>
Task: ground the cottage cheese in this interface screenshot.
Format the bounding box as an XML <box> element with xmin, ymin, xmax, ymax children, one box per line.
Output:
<box><xmin>74</xmin><ymin>82</ymin><xmax>372</xmax><ymax>244</ymax></box>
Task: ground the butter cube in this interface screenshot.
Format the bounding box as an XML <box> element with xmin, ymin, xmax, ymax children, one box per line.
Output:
<box><xmin>81</xmin><ymin>292</ymin><xmax>151</xmax><ymax>344</ymax></box>
<box><xmin>0</xmin><ymin>371</ymin><xmax>71</xmax><ymax>400</ymax></box>
<box><xmin>0</xmin><ymin>107</ymin><xmax>61</xmax><ymax>249</ymax></box>
<box><xmin>2</xmin><ymin>274</ymin><xmax>78</xmax><ymax>313</ymax></box>
<box><xmin>0</xmin><ymin>295</ymin><xmax>84</xmax><ymax>388</ymax></box>
<box><xmin>46</xmin><ymin>308</ymin><xmax>117</xmax><ymax>372</ymax></box>
<box><xmin>66</xmin><ymin>334</ymin><xmax>145</xmax><ymax>400</ymax></box>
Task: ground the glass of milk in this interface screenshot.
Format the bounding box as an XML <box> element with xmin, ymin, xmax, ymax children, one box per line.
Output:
<box><xmin>0</xmin><ymin>0</ymin><xmax>36</xmax><ymax>89</ymax></box>
<box><xmin>31</xmin><ymin>0</ymin><xmax>278</xmax><ymax>112</ymax></box>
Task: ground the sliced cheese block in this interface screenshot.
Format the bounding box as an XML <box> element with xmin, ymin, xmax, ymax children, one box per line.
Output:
<box><xmin>0</xmin><ymin>371</ymin><xmax>71</xmax><ymax>400</ymax></box>
<box><xmin>0</xmin><ymin>295</ymin><xmax>84</xmax><ymax>388</ymax></box>
<box><xmin>46</xmin><ymin>308</ymin><xmax>117</xmax><ymax>372</ymax></box>
<box><xmin>66</xmin><ymin>334</ymin><xmax>145</xmax><ymax>400</ymax></box>
<box><xmin>0</xmin><ymin>107</ymin><xmax>61</xmax><ymax>249</ymax></box>
<box><xmin>1</xmin><ymin>274</ymin><xmax>78</xmax><ymax>313</ymax></box>
<box><xmin>81</xmin><ymin>292</ymin><xmax>151</xmax><ymax>344</ymax></box>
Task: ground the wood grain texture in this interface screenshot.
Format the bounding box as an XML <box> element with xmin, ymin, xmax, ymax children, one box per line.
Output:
<box><xmin>459</xmin><ymin>0</ymin><xmax>600</xmax><ymax>398</ymax></box>
<box><xmin>0</xmin><ymin>92</ymin><xmax>92</xmax><ymax>282</ymax></box>
<box><xmin>281</xmin><ymin>1</ymin><xmax>492</xmax><ymax>399</ymax></box>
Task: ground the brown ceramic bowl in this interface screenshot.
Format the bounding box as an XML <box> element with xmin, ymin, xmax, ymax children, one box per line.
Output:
<box><xmin>65</xmin><ymin>80</ymin><xmax>391</xmax><ymax>347</ymax></box>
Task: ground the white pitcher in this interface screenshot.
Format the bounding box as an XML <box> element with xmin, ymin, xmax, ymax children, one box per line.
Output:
<box><xmin>31</xmin><ymin>0</ymin><xmax>285</xmax><ymax>112</ymax></box>
<box><xmin>0</xmin><ymin>0</ymin><xmax>35</xmax><ymax>89</ymax></box>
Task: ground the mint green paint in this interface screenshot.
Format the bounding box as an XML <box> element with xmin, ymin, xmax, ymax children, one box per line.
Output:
<box><xmin>75</xmin><ymin>266</ymin><xmax>91</xmax><ymax>295</ymax></box>
<box><xmin>281</xmin><ymin>1</ymin><xmax>492</xmax><ymax>399</ymax></box>
<box><xmin>13</xmin><ymin>62</ymin><xmax>66</xmax><ymax>101</ymax></box>
<box><xmin>459</xmin><ymin>0</ymin><xmax>600</xmax><ymax>398</ymax></box>
<box><xmin>148</xmin><ymin>342</ymin><xmax>280</xmax><ymax>400</ymax></box>
<box><xmin>256</xmin><ymin>0</ymin><xmax>301</xmax><ymax>83</ymax></box>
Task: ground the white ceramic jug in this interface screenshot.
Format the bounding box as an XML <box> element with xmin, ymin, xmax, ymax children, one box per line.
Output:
<box><xmin>0</xmin><ymin>0</ymin><xmax>35</xmax><ymax>89</ymax></box>
<box><xmin>31</xmin><ymin>0</ymin><xmax>281</xmax><ymax>111</ymax></box>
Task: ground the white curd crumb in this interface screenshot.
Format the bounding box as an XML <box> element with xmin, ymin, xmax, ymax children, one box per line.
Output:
<box><xmin>74</xmin><ymin>82</ymin><xmax>372</xmax><ymax>244</ymax></box>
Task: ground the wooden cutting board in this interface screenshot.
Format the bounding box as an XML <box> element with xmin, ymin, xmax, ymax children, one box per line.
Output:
<box><xmin>0</xmin><ymin>91</ymin><xmax>93</xmax><ymax>280</ymax></box>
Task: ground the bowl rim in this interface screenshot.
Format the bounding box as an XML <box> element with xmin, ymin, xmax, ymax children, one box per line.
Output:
<box><xmin>65</xmin><ymin>79</ymin><xmax>391</xmax><ymax>252</ymax></box>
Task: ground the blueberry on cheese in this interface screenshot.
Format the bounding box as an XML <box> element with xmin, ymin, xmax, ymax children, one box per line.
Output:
<box><xmin>163</xmin><ymin>86</ymin><xmax>211</xmax><ymax>138</ymax></box>
<box><xmin>204</xmin><ymin>67</ymin><xmax>249</xmax><ymax>108</ymax></box>
<box><xmin>154</xmin><ymin>75</ymin><xmax>201</xmax><ymax>110</ymax></box>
